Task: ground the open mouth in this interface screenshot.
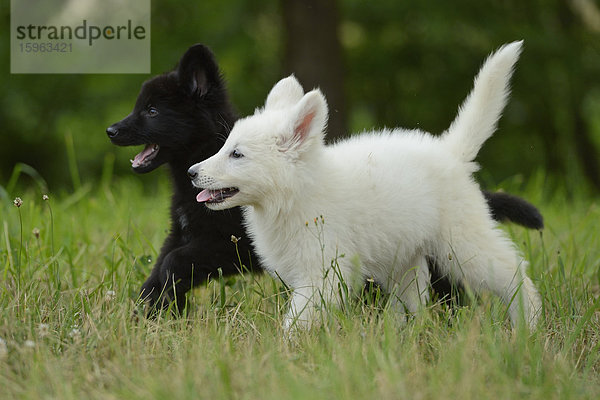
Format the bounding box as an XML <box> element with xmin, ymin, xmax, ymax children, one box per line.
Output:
<box><xmin>196</xmin><ymin>187</ymin><xmax>239</xmax><ymax>204</ymax></box>
<box><xmin>130</xmin><ymin>144</ymin><xmax>160</xmax><ymax>168</ymax></box>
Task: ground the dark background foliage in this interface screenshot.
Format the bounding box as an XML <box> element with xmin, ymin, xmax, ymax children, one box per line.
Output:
<box><xmin>1</xmin><ymin>0</ymin><xmax>599</xmax><ymax>195</ymax></box>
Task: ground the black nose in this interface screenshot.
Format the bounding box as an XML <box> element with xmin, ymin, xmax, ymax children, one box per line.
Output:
<box><xmin>106</xmin><ymin>126</ymin><xmax>118</xmax><ymax>138</ymax></box>
<box><xmin>187</xmin><ymin>167</ymin><xmax>198</xmax><ymax>179</ymax></box>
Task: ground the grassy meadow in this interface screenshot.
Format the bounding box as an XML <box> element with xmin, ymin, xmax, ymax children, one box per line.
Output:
<box><xmin>1</xmin><ymin>172</ymin><xmax>599</xmax><ymax>399</ymax></box>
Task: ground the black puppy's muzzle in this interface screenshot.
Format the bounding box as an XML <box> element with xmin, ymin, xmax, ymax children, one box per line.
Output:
<box><xmin>106</xmin><ymin>125</ymin><xmax>119</xmax><ymax>138</ymax></box>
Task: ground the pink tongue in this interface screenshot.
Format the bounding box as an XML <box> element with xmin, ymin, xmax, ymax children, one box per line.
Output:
<box><xmin>196</xmin><ymin>189</ymin><xmax>213</xmax><ymax>203</ymax></box>
<box><xmin>132</xmin><ymin>144</ymin><xmax>155</xmax><ymax>167</ymax></box>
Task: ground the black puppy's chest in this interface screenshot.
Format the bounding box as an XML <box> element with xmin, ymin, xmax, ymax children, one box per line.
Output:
<box><xmin>172</xmin><ymin>204</ymin><xmax>197</xmax><ymax>242</ymax></box>
<box><xmin>176</xmin><ymin>206</ymin><xmax>191</xmax><ymax>231</ymax></box>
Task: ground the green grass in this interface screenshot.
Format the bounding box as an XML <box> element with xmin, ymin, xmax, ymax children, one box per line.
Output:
<box><xmin>1</xmin><ymin>175</ymin><xmax>599</xmax><ymax>399</ymax></box>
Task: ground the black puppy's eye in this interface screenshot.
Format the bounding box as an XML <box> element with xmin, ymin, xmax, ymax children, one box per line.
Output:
<box><xmin>230</xmin><ymin>149</ymin><xmax>243</xmax><ymax>159</ymax></box>
<box><xmin>147</xmin><ymin>106</ymin><xmax>158</xmax><ymax>117</ymax></box>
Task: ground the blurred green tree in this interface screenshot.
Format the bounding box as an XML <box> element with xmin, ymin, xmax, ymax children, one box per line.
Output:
<box><xmin>282</xmin><ymin>0</ymin><xmax>347</xmax><ymax>140</ymax></box>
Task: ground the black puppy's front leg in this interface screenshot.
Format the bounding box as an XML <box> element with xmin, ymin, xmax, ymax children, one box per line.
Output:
<box><xmin>140</xmin><ymin>241</ymin><xmax>214</xmax><ymax>316</ymax></box>
<box><xmin>139</xmin><ymin>268</ymin><xmax>175</xmax><ymax>316</ymax></box>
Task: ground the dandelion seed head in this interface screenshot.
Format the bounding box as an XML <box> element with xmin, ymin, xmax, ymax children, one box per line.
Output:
<box><xmin>69</xmin><ymin>328</ymin><xmax>81</xmax><ymax>342</ymax></box>
<box><xmin>32</xmin><ymin>228</ymin><xmax>40</xmax><ymax>239</ymax></box>
<box><xmin>230</xmin><ymin>235</ymin><xmax>240</xmax><ymax>244</ymax></box>
<box><xmin>13</xmin><ymin>197</ymin><xmax>23</xmax><ymax>208</ymax></box>
<box><xmin>37</xmin><ymin>323</ymin><xmax>49</xmax><ymax>338</ymax></box>
<box><xmin>42</xmin><ymin>194</ymin><xmax>49</xmax><ymax>201</ymax></box>
<box><xmin>105</xmin><ymin>290</ymin><xmax>116</xmax><ymax>301</ymax></box>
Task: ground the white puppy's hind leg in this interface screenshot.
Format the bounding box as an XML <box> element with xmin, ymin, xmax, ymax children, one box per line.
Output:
<box><xmin>503</xmin><ymin>260</ymin><xmax>542</xmax><ymax>328</ymax></box>
<box><xmin>383</xmin><ymin>254</ymin><xmax>431</xmax><ymax>320</ymax></box>
<box><xmin>445</xmin><ymin>227</ymin><xmax>541</xmax><ymax>328</ymax></box>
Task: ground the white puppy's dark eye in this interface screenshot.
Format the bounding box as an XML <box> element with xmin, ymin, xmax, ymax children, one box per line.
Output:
<box><xmin>230</xmin><ymin>149</ymin><xmax>244</xmax><ymax>159</ymax></box>
<box><xmin>147</xmin><ymin>106</ymin><xmax>158</xmax><ymax>117</ymax></box>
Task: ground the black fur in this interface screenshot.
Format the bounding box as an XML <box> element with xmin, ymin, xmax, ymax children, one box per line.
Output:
<box><xmin>483</xmin><ymin>190</ymin><xmax>544</xmax><ymax>230</ymax></box>
<box><xmin>107</xmin><ymin>44</ymin><xmax>544</xmax><ymax>314</ymax></box>
<box><xmin>107</xmin><ymin>44</ymin><xmax>254</xmax><ymax>313</ymax></box>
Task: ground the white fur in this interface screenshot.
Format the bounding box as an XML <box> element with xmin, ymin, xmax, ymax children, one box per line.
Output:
<box><xmin>189</xmin><ymin>41</ymin><xmax>541</xmax><ymax>330</ymax></box>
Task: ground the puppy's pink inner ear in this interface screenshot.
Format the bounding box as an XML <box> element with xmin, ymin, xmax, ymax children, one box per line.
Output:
<box><xmin>294</xmin><ymin>111</ymin><xmax>315</xmax><ymax>143</ymax></box>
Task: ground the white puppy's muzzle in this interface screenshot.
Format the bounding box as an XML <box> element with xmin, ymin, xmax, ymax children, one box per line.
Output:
<box><xmin>187</xmin><ymin>163</ymin><xmax>215</xmax><ymax>188</ymax></box>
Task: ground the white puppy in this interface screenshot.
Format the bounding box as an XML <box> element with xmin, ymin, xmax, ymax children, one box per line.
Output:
<box><xmin>188</xmin><ymin>41</ymin><xmax>541</xmax><ymax>329</ymax></box>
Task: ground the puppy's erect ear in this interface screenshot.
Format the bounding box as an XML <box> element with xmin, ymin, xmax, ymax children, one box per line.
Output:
<box><xmin>278</xmin><ymin>89</ymin><xmax>328</xmax><ymax>153</ymax></box>
<box><xmin>265</xmin><ymin>75</ymin><xmax>304</xmax><ymax>110</ymax></box>
<box><xmin>176</xmin><ymin>44</ymin><xmax>220</xmax><ymax>98</ymax></box>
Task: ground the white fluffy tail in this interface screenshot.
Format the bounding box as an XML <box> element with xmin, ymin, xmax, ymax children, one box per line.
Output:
<box><xmin>442</xmin><ymin>41</ymin><xmax>523</xmax><ymax>162</ymax></box>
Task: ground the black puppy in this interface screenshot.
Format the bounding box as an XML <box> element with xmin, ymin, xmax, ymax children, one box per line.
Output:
<box><xmin>107</xmin><ymin>44</ymin><xmax>543</xmax><ymax>314</ymax></box>
<box><xmin>107</xmin><ymin>45</ymin><xmax>252</xmax><ymax>313</ymax></box>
